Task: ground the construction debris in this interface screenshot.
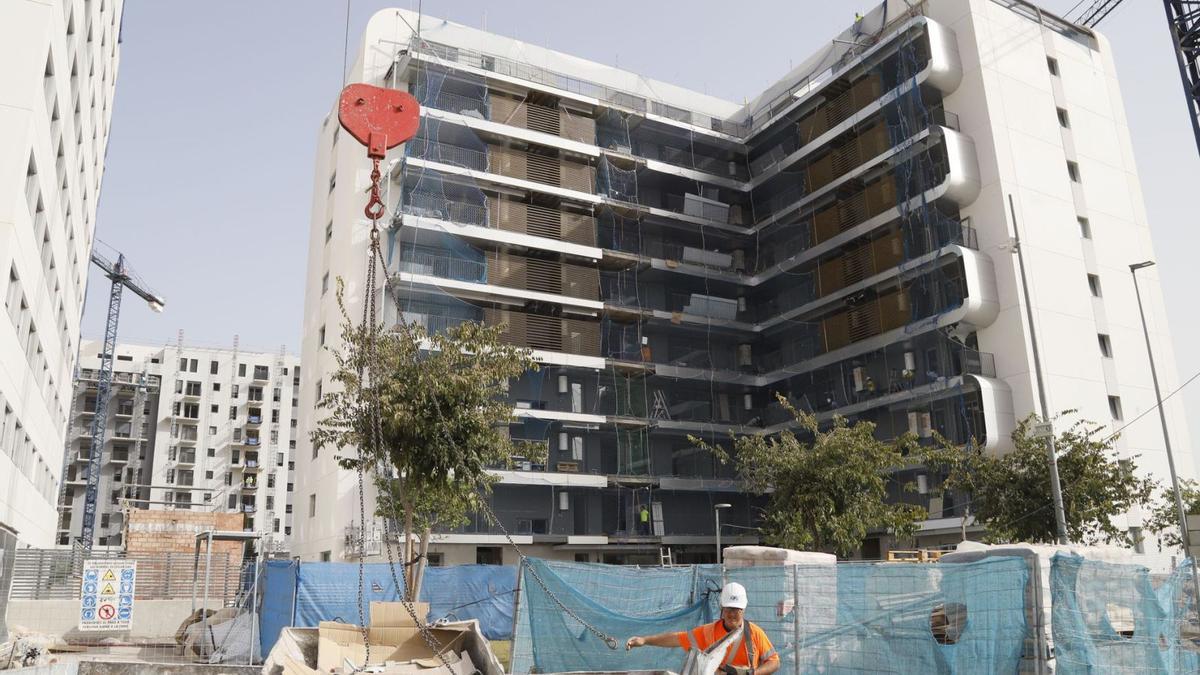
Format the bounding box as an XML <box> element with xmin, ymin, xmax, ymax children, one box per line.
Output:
<box><xmin>262</xmin><ymin>601</ymin><xmax>504</xmax><ymax>675</ymax></box>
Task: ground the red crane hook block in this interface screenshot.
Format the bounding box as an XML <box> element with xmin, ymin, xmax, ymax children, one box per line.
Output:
<box><xmin>338</xmin><ymin>83</ymin><xmax>420</xmax><ymax>160</ymax></box>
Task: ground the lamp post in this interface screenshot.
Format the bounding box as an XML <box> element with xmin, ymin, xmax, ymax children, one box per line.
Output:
<box><xmin>1008</xmin><ymin>195</ymin><xmax>1069</xmax><ymax>545</ymax></box>
<box><xmin>1129</xmin><ymin>261</ymin><xmax>1200</xmax><ymax>624</ymax></box>
<box><xmin>714</xmin><ymin>503</ymin><xmax>731</xmax><ymax>565</ymax></box>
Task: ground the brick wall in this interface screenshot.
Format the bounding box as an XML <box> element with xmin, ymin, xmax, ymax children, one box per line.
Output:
<box><xmin>125</xmin><ymin>510</ymin><xmax>245</xmax><ymax>562</ymax></box>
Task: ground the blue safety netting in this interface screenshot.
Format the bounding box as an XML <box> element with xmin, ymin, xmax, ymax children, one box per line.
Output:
<box><xmin>1050</xmin><ymin>553</ymin><xmax>1200</xmax><ymax>674</ymax></box>
<box><xmin>512</xmin><ymin>556</ymin><xmax>1030</xmax><ymax>674</ymax></box>
<box><xmin>258</xmin><ymin>561</ymin><xmax>518</xmax><ymax>656</ymax></box>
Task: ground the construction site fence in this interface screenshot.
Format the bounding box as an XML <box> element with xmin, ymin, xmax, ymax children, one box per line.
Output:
<box><xmin>257</xmin><ymin>560</ymin><xmax>517</xmax><ymax>658</ymax></box>
<box><xmin>512</xmin><ymin>554</ymin><xmax>1200</xmax><ymax>674</ymax></box>
<box><xmin>7</xmin><ymin>548</ymin><xmax>246</xmax><ymax>604</ymax></box>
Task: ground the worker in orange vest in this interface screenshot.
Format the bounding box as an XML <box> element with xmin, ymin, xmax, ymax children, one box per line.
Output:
<box><xmin>625</xmin><ymin>582</ymin><xmax>780</xmax><ymax>675</ymax></box>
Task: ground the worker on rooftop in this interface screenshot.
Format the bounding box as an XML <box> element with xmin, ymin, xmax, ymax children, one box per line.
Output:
<box><xmin>625</xmin><ymin>582</ymin><xmax>780</xmax><ymax>675</ymax></box>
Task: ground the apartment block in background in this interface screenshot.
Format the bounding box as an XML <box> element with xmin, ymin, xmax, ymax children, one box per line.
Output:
<box><xmin>57</xmin><ymin>339</ymin><xmax>300</xmax><ymax>556</ymax></box>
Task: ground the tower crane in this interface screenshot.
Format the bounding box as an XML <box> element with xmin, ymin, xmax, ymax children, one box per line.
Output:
<box><xmin>78</xmin><ymin>246</ymin><xmax>165</xmax><ymax>552</ymax></box>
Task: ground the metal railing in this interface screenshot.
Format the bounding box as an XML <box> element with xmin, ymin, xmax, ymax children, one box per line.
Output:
<box><xmin>406</xmin><ymin>137</ymin><xmax>489</xmax><ymax>172</ymax></box>
<box><xmin>400</xmin><ymin>190</ymin><xmax>490</xmax><ymax>227</ymax></box>
<box><xmin>9</xmin><ymin>549</ymin><xmax>245</xmax><ymax>604</ymax></box>
<box><xmin>397</xmin><ymin>250</ymin><xmax>487</xmax><ymax>283</ymax></box>
<box><xmin>411</xmin><ymin>40</ymin><xmax>750</xmax><ymax>137</ymax></box>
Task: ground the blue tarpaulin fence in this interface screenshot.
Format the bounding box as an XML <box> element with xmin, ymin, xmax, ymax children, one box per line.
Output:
<box><xmin>258</xmin><ymin>561</ymin><xmax>517</xmax><ymax>656</ymax></box>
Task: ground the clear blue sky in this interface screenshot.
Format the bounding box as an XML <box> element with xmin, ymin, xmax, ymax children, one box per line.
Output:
<box><xmin>89</xmin><ymin>1</ymin><xmax>1200</xmax><ymax>414</ymax></box>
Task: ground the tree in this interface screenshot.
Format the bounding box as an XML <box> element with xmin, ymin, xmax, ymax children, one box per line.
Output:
<box><xmin>1145</xmin><ymin>479</ymin><xmax>1200</xmax><ymax>551</ymax></box>
<box><xmin>312</xmin><ymin>283</ymin><xmax>540</xmax><ymax>598</ymax></box>
<box><xmin>924</xmin><ymin>413</ymin><xmax>1156</xmax><ymax>546</ymax></box>
<box><xmin>691</xmin><ymin>395</ymin><xmax>926</xmax><ymax>557</ymax></box>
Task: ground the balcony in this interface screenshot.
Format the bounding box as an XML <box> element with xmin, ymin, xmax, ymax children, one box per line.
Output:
<box><xmin>243</xmin><ymin>460</ymin><xmax>261</xmax><ymax>472</ymax></box>
<box><xmin>252</xmin><ymin>367</ymin><xmax>270</xmax><ymax>382</ymax></box>
<box><xmin>241</xmin><ymin>480</ymin><xmax>258</xmax><ymax>491</ymax></box>
<box><xmin>242</xmin><ymin>504</ymin><xmax>257</xmax><ymax>514</ymax></box>
<box><xmin>174</xmin><ymin>452</ymin><xmax>196</xmax><ymax>466</ymax></box>
<box><xmin>246</xmin><ymin>414</ymin><xmax>263</xmax><ymax>426</ymax></box>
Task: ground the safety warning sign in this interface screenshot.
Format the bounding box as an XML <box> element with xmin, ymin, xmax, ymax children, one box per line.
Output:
<box><xmin>78</xmin><ymin>560</ymin><xmax>136</xmax><ymax>631</ymax></box>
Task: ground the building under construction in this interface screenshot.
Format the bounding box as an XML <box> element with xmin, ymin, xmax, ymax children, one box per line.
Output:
<box><xmin>294</xmin><ymin>0</ymin><xmax>1195</xmax><ymax>564</ymax></box>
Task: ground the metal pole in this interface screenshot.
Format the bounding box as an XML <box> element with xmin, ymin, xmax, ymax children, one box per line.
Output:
<box><xmin>201</xmin><ymin>531</ymin><xmax>213</xmax><ymax>658</ymax></box>
<box><xmin>715</xmin><ymin>509</ymin><xmax>722</xmax><ymax>565</ymax></box>
<box><xmin>248</xmin><ymin>551</ymin><xmax>259</xmax><ymax>665</ymax></box>
<box><xmin>1130</xmin><ymin>264</ymin><xmax>1200</xmax><ymax>627</ymax></box>
<box><xmin>1008</xmin><ymin>195</ymin><xmax>1069</xmax><ymax>545</ymax></box>
<box><xmin>791</xmin><ymin>564</ymin><xmax>801</xmax><ymax>675</ymax></box>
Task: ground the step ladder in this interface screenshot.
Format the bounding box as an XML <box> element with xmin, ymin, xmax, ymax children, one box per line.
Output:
<box><xmin>659</xmin><ymin>546</ymin><xmax>674</xmax><ymax>567</ymax></box>
<box><xmin>651</xmin><ymin>389</ymin><xmax>671</xmax><ymax>420</ymax></box>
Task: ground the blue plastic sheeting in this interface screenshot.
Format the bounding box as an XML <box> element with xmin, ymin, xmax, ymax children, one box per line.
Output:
<box><xmin>513</xmin><ymin>556</ymin><xmax>1031</xmax><ymax>674</ymax></box>
<box><xmin>1051</xmin><ymin>553</ymin><xmax>1200</xmax><ymax>674</ymax></box>
<box><xmin>258</xmin><ymin>561</ymin><xmax>518</xmax><ymax>655</ymax></box>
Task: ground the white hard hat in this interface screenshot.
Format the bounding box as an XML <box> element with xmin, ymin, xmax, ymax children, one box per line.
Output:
<box><xmin>719</xmin><ymin>582</ymin><xmax>748</xmax><ymax>609</ymax></box>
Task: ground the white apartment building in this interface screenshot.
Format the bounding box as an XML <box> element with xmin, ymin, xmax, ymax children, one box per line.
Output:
<box><xmin>58</xmin><ymin>339</ymin><xmax>301</xmax><ymax>555</ymax></box>
<box><xmin>294</xmin><ymin>0</ymin><xmax>1193</xmax><ymax>563</ymax></box>
<box><xmin>0</xmin><ymin>0</ymin><xmax>125</xmax><ymax>551</ymax></box>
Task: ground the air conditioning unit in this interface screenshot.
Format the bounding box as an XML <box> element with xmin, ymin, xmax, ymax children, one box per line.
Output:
<box><xmin>557</xmin><ymin>462</ymin><xmax>580</xmax><ymax>473</ymax></box>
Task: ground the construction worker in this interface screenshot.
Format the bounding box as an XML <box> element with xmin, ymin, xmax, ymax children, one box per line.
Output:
<box><xmin>639</xmin><ymin>505</ymin><xmax>651</xmax><ymax>535</ymax></box>
<box><xmin>625</xmin><ymin>582</ymin><xmax>780</xmax><ymax>675</ymax></box>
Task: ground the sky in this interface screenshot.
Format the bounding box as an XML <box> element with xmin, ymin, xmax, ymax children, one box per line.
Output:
<box><xmin>89</xmin><ymin>1</ymin><xmax>1200</xmax><ymax>415</ymax></box>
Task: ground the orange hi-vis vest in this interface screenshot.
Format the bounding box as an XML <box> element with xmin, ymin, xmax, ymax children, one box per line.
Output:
<box><xmin>675</xmin><ymin>620</ymin><xmax>778</xmax><ymax>669</ymax></box>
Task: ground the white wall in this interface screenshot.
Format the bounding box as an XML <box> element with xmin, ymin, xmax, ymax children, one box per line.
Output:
<box><xmin>0</xmin><ymin>0</ymin><xmax>124</xmax><ymax>547</ymax></box>
<box><xmin>933</xmin><ymin>0</ymin><xmax>1195</xmax><ymax>540</ymax></box>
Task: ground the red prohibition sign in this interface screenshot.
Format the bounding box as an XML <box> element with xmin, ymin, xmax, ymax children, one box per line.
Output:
<box><xmin>98</xmin><ymin>604</ymin><xmax>116</xmax><ymax>620</ymax></box>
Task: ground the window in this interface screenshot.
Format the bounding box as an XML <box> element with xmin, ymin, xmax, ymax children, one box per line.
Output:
<box><xmin>427</xmin><ymin>552</ymin><xmax>445</xmax><ymax>567</ymax></box>
<box><xmin>211</xmin><ymin>404</ymin><xmax>219</xmax><ymax>414</ymax></box>
<box><xmin>321</xmin><ymin>272</ymin><xmax>329</xmax><ymax>295</ymax></box>
<box><xmin>1056</xmin><ymin>107</ymin><xmax>1070</xmax><ymax>128</ymax></box>
<box><xmin>285</xmin><ymin>526</ymin><xmax>292</xmax><ymax>536</ymax></box>
<box><xmin>476</xmin><ymin>546</ymin><xmax>502</xmax><ymax>565</ymax></box>
<box><xmin>1078</xmin><ymin>216</ymin><xmax>1091</xmax><ymax>239</ymax></box>
<box><xmin>208</xmin><ymin>425</ymin><xmax>217</xmax><ymax>436</ymax></box>
<box><xmin>1108</xmin><ymin>395</ymin><xmax>1124</xmax><ymax>420</ymax></box>
<box><xmin>1098</xmin><ymin>334</ymin><xmax>1113</xmax><ymax>358</ymax></box>
<box><xmin>325</xmin><ymin>221</ymin><xmax>333</xmax><ymax>242</ymax></box>
<box><xmin>308</xmin><ymin>493</ymin><xmax>316</xmax><ymax>517</ymax></box>
<box><xmin>212</xmin><ymin>382</ymin><xmax>220</xmax><ymax>392</ymax></box>
<box><xmin>1087</xmin><ymin>274</ymin><xmax>1102</xmax><ymax>297</ymax></box>
<box><xmin>1067</xmin><ymin>160</ymin><xmax>1081</xmax><ymax>183</ymax></box>
<box><xmin>189</xmin><ymin>358</ymin><xmax>198</xmax><ymax>372</ymax></box>
<box><xmin>238</xmin><ymin>363</ymin><xmax>246</xmax><ymax>377</ymax></box>
<box><xmin>207</xmin><ymin>447</ymin><xmax>216</xmax><ymax>457</ymax></box>
<box><xmin>210</xmin><ymin>360</ymin><xmax>219</xmax><ymax>375</ymax></box>
<box><xmin>320</xmin><ymin>551</ymin><xmax>331</xmax><ymax>562</ymax></box>
<box><xmin>318</xmin><ymin>325</ymin><xmax>325</xmax><ymax>347</ymax></box>
<box><xmin>1047</xmin><ymin>56</ymin><xmax>1059</xmax><ymax>76</ymax></box>
<box><xmin>205</xmin><ymin>470</ymin><xmax>213</xmax><ymax>480</ymax></box>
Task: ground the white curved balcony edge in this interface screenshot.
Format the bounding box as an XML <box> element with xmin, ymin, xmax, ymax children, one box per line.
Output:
<box><xmin>966</xmin><ymin>374</ymin><xmax>1016</xmax><ymax>454</ymax></box>
<box><xmin>400</xmin><ymin>213</ymin><xmax>604</xmax><ymax>262</ymax></box>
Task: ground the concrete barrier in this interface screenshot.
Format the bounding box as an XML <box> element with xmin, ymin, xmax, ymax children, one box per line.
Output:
<box><xmin>6</xmin><ymin>599</ymin><xmax>227</xmax><ymax>641</ymax></box>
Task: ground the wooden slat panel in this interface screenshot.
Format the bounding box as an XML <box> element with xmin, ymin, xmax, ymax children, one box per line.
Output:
<box><xmin>560</xmin><ymin>211</ymin><xmax>596</xmax><ymax>246</ymax></box>
<box><xmin>525</xmin><ymin>258</ymin><xmax>563</xmax><ymax>295</ymax></box>
<box><xmin>489</xmin><ymin>145</ymin><xmax>527</xmax><ymax>180</ymax></box>
<box><xmin>526</xmin><ymin>102</ymin><xmax>560</xmax><ymax>136</ymax></box>
<box><xmin>526</xmin><ymin>203</ymin><xmax>561</xmax><ymax>239</ymax></box>
<box><xmin>526</xmin><ymin>152</ymin><xmax>561</xmax><ymax>186</ymax></box>
<box><xmin>526</xmin><ymin>314</ymin><xmax>563</xmax><ymax>352</ymax></box>
<box><xmin>560</xmin><ymin>161</ymin><xmax>595</xmax><ymax>194</ymax></box>
<box><xmin>490</xmin><ymin>95</ymin><xmax>527</xmax><ymax>127</ymax></box>
<box><xmin>560</xmin><ymin>112</ymin><xmax>596</xmax><ymax>144</ymax></box>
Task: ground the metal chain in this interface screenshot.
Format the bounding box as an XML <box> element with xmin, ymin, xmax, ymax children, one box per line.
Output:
<box><xmin>367</xmin><ymin>228</ymin><xmax>619</xmax><ymax>650</ymax></box>
<box><xmin>348</xmin><ymin>169</ymin><xmax>455</xmax><ymax>670</ymax></box>
<box><xmin>474</xmin><ymin>496</ymin><xmax>620</xmax><ymax>650</ymax></box>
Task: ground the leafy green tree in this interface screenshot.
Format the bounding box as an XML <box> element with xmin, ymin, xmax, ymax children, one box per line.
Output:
<box><xmin>692</xmin><ymin>395</ymin><xmax>925</xmax><ymax>557</ymax></box>
<box><xmin>312</xmin><ymin>283</ymin><xmax>540</xmax><ymax>597</ymax></box>
<box><xmin>925</xmin><ymin>413</ymin><xmax>1156</xmax><ymax>545</ymax></box>
<box><xmin>1145</xmin><ymin>479</ymin><xmax>1200</xmax><ymax>551</ymax></box>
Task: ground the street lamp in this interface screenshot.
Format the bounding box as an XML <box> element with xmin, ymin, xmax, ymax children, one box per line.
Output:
<box><xmin>1129</xmin><ymin>261</ymin><xmax>1200</xmax><ymax>623</ymax></box>
<box><xmin>714</xmin><ymin>503</ymin><xmax>732</xmax><ymax>565</ymax></box>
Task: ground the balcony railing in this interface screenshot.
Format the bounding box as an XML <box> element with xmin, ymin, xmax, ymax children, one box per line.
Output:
<box><xmin>397</xmin><ymin>251</ymin><xmax>487</xmax><ymax>284</ymax></box>
<box><xmin>406</xmin><ymin>137</ymin><xmax>489</xmax><ymax>172</ymax></box>
<box><xmin>411</xmin><ymin>40</ymin><xmax>749</xmax><ymax>137</ymax></box>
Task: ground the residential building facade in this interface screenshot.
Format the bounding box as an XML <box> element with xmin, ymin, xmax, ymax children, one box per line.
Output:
<box><xmin>0</xmin><ymin>0</ymin><xmax>125</xmax><ymax>552</ymax></box>
<box><xmin>295</xmin><ymin>0</ymin><xmax>1193</xmax><ymax>564</ymax></box>
<box><xmin>57</xmin><ymin>339</ymin><xmax>300</xmax><ymax>555</ymax></box>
